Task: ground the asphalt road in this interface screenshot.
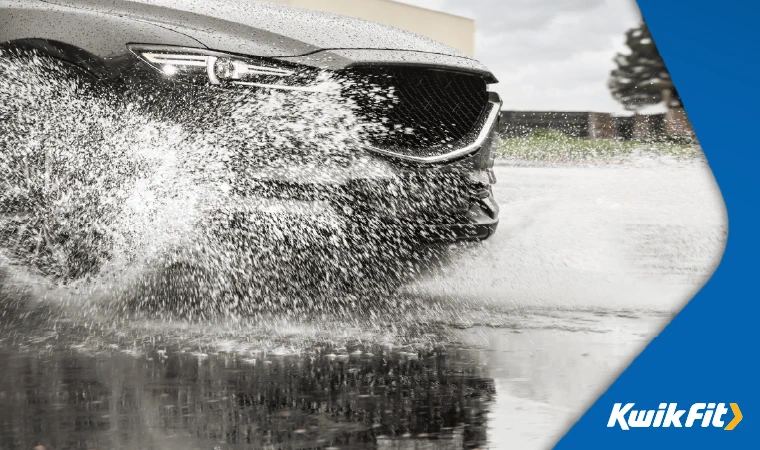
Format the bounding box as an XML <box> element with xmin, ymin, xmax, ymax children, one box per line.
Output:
<box><xmin>0</xmin><ymin>158</ymin><xmax>727</xmax><ymax>449</ymax></box>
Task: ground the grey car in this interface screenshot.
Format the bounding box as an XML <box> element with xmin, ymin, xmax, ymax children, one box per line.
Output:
<box><xmin>0</xmin><ymin>0</ymin><xmax>501</xmax><ymax>293</ymax></box>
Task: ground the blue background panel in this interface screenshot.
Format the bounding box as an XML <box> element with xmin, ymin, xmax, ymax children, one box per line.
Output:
<box><xmin>558</xmin><ymin>0</ymin><xmax>758</xmax><ymax>447</ymax></box>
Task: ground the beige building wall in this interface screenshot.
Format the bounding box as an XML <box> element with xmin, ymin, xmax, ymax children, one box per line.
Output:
<box><xmin>263</xmin><ymin>0</ymin><xmax>476</xmax><ymax>56</ymax></box>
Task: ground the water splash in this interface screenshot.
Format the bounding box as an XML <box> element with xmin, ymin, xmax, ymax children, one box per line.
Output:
<box><xmin>0</xmin><ymin>50</ymin><xmax>457</xmax><ymax>319</ymax></box>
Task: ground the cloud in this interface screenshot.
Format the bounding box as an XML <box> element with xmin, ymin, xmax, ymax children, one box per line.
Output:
<box><xmin>397</xmin><ymin>0</ymin><xmax>643</xmax><ymax>112</ymax></box>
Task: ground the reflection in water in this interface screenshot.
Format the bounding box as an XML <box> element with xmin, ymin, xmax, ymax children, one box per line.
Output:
<box><xmin>0</xmin><ymin>345</ymin><xmax>494</xmax><ymax>449</ymax></box>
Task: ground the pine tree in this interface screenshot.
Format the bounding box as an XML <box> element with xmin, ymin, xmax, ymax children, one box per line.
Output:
<box><xmin>609</xmin><ymin>22</ymin><xmax>682</xmax><ymax>111</ymax></box>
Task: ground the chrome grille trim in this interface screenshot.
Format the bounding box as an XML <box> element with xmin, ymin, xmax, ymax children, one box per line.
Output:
<box><xmin>358</xmin><ymin>99</ymin><xmax>501</xmax><ymax>164</ymax></box>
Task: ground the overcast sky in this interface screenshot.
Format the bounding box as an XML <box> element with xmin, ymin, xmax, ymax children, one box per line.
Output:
<box><xmin>397</xmin><ymin>0</ymin><xmax>642</xmax><ymax>113</ymax></box>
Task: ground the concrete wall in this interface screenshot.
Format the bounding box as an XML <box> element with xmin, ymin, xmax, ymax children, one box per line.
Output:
<box><xmin>262</xmin><ymin>0</ymin><xmax>476</xmax><ymax>56</ymax></box>
<box><xmin>588</xmin><ymin>112</ymin><xmax>615</xmax><ymax>139</ymax></box>
<box><xmin>500</xmin><ymin>110</ymin><xmax>695</xmax><ymax>141</ymax></box>
<box><xmin>664</xmin><ymin>108</ymin><xmax>694</xmax><ymax>137</ymax></box>
<box><xmin>499</xmin><ymin>111</ymin><xmax>594</xmax><ymax>138</ymax></box>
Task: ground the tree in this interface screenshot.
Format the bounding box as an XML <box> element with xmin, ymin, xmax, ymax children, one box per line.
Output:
<box><xmin>609</xmin><ymin>22</ymin><xmax>682</xmax><ymax>111</ymax></box>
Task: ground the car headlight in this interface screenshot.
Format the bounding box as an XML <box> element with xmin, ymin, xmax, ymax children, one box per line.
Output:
<box><xmin>127</xmin><ymin>45</ymin><xmax>324</xmax><ymax>92</ymax></box>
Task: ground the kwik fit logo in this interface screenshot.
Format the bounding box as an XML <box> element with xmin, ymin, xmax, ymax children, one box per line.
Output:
<box><xmin>608</xmin><ymin>403</ymin><xmax>742</xmax><ymax>430</ymax></box>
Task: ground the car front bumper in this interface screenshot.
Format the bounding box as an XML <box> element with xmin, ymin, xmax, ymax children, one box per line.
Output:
<box><xmin>216</xmin><ymin>94</ymin><xmax>502</xmax><ymax>243</ymax></box>
<box><xmin>220</xmin><ymin>122</ymin><xmax>501</xmax><ymax>244</ymax></box>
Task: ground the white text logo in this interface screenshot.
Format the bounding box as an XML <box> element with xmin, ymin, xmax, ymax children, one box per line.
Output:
<box><xmin>607</xmin><ymin>403</ymin><xmax>742</xmax><ymax>430</ymax></box>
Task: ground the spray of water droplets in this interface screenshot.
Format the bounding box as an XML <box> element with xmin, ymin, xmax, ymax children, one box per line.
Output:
<box><xmin>0</xmin><ymin>50</ymin><xmax>464</xmax><ymax>321</ymax></box>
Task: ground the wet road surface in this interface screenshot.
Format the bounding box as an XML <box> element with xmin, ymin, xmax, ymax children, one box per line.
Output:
<box><xmin>0</xmin><ymin>159</ymin><xmax>726</xmax><ymax>449</ymax></box>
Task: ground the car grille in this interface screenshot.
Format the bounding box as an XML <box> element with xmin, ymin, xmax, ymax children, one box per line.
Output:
<box><xmin>340</xmin><ymin>67</ymin><xmax>490</xmax><ymax>157</ymax></box>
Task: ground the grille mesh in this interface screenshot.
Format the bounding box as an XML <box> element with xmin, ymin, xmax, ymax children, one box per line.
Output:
<box><xmin>341</xmin><ymin>67</ymin><xmax>489</xmax><ymax>156</ymax></box>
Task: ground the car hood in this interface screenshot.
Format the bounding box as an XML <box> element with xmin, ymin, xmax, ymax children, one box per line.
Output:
<box><xmin>42</xmin><ymin>0</ymin><xmax>472</xmax><ymax>59</ymax></box>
